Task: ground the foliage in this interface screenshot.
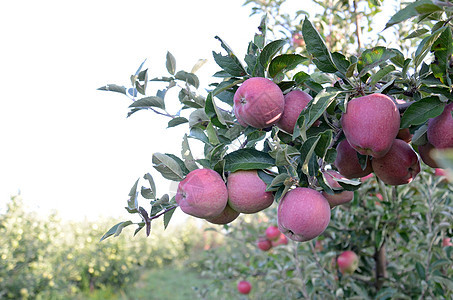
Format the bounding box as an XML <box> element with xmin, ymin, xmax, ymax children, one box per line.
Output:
<box><xmin>98</xmin><ymin>0</ymin><xmax>453</xmax><ymax>298</ymax></box>
<box><xmin>189</xmin><ymin>167</ymin><xmax>453</xmax><ymax>299</ymax></box>
<box><xmin>0</xmin><ymin>195</ymin><xmax>209</xmax><ymax>299</ymax></box>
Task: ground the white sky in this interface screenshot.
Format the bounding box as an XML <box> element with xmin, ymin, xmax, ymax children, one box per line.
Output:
<box><xmin>0</xmin><ymin>0</ymin><xmax>266</xmax><ymax>221</ymax></box>
<box><xmin>0</xmin><ymin>0</ymin><xmax>396</xmax><ymax>222</ymax></box>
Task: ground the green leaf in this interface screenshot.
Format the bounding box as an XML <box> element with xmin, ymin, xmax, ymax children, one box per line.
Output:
<box><xmin>268</xmin><ymin>54</ymin><xmax>307</xmax><ymax>79</ymax></box>
<box><xmin>175</xmin><ymin>71</ymin><xmax>200</xmax><ymax>89</ymax></box>
<box><xmin>224</xmin><ymin>149</ymin><xmax>275</xmax><ymax>172</ymax></box>
<box><xmin>368</xmin><ymin>65</ymin><xmax>396</xmax><ymax>87</ymax></box>
<box><xmin>314</xmin><ymin>130</ymin><xmax>333</xmax><ymax>159</ymax></box>
<box><xmin>301</xmin><ymin>88</ymin><xmax>343</xmax><ymax>130</ymax></box>
<box><xmin>357</xmin><ymin>47</ymin><xmax>397</xmax><ymax>77</ymax></box>
<box><xmin>293</xmin><ymin>71</ymin><xmax>310</xmax><ymax>84</ymax></box>
<box><xmin>415</xmin><ymin>262</ymin><xmax>426</xmax><ymax>279</ymax></box>
<box><xmin>384</xmin><ymin>0</ymin><xmax>433</xmax><ymax>29</ymax></box>
<box><xmin>259</xmin><ymin>39</ymin><xmax>287</xmax><ymax>70</ymax></box>
<box><xmin>206</xmin><ymin>122</ymin><xmax>220</xmax><ymax>145</ymax></box>
<box><xmin>205</xmin><ymin>93</ymin><xmax>226</xmax><ymax>128</ymax></box>
<box><xmin>213</xmin><ymin>36</ymin><xmax>247</xmax><ymax>77</ymax></box>
<box><xmin>129</xmin><ymin>96</ymin><xmax>165</xmax><ymax>110</ymax></box>
<box><xmin>97</xmin><ymin>84</ymin><xmax>127</xmax><ymax>95</ymax></box>
<box><xmin>168</xmin><ymin>117</ymin><xmax>188</xmax><ymax>128</ymax></box>
<box><xmin>182</xmin><ymin>134</ymin><xmax>198</xmax><ymax>172</ymax></box>
<box><xmin>331</xmin><ymin>52</ymin><xmax>350</xmax><ymax>75</ymax></box>
<box><xmin>300</xmin><ymin>135</ymin><xmax>321</xmax><ymax>176</ymax></box>
<box><xmin>431</xmin><ymin>26</ymin><xmax>453</xmax><ymax>84</ymax></box>
<box><xmin>400</xmin><ymin>96</ymin><xmax>445</xmax><ymax>128</ymax></box>
<box><xmin>127</xmin><ymin>178</ymin><xmax>140</xmax><ymax>212</ymax></box>
<box><xmin>163</xmin><ymin>207</ymin><xmax>176</xmax><ymax>229</ymax></box>
<box><xmin>302</xmin><ymin>17</ymin><xmax>337</xmax><ymax>73</ymax></box>
<box><xmin>143</xmin><ymin>173</ymin><xmax>156</xmax><ymax>200</ymax></box>
<box><xmin>414</xmin><ymin>26</ymin><xmax>447</xmax><ymax>68</ymax></box>
<box><xmin>152</xmin><ymin>153</ymin><xmax>184</xmax><ymax>181</ymax></box>
<box><xmin>166</xmin><ymin>51</ymin><xmax>176</xmax><ymax>75</ymax></box>
<box><xmin>189</xmin><ymin>127</ymin><xmax>209</xmax><ymax>144</ymax></box>
<box><xmin>100</xmin><ymin>221</ymin><xmax>133</xmax><ymax>241</ymax></box>
<box><xmin>404</xmin><ymin>28</ymin><xmax>429</xmax><ymax>39</ymax></box>
<box><xmin>189</xmin><ymin>109</ymin><xmax>209</xmax><ymax>128</ymax></box>
<box><xmin>265</xmin><ymin>173</ymin><xmax>291</xmax><ymax>192</ymax></box>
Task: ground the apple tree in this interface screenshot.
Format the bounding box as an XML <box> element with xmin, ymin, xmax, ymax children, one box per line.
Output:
<box><xmin>99</xmin><ymin>0</ymin><xmax>453</xmax><ymax>298</ymax></box>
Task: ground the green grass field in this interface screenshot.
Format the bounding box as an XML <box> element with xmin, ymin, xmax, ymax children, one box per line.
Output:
<box><xmin>76</xmin><ymin>266</ymin><xmax>213</xmax><ymax>300</ymax></box>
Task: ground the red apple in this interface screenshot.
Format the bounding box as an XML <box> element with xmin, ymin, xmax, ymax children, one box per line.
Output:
<box><xmin>397</xmin><ymin>128</ymin><xmax>412</xmax><ymax>143</ymax></box>
<box><xmin>237</xmin><ymin>280</ymin><xmax>252</xmax><ymax>294</ymax></box>
<box><xmin>334</xmin><ymin>139</ymin><xmax>373</xmax><ymax>179</ymax></box>
<box><xmin>276</xmin><ymin>90</ymin><xmax>312</xmax><ymax>134</ymax></box>
<box><xmin>337</xmin><ymin>250</ymin><xmax>359</xmax><ymax>274</ymax></box>
<box><xmin>372</xmin><ymin>139</ymin><xmax>421</xmax><ymax>185</ymax></box>
<box><xmin>442</xmin><ymin>237</ymin><xmax>453</xmax><ymax>247</ymax></box>
<box><xmin>205</xmin><ymin>204</ymin><xmax>240</xmax><ymax>225</ymax></box>
<box><xmin>427</xmin><ymin>103</ymin><xmax>453</xmax><ymax>149</ymax></box>
<box><xmin>321</xmin><ymin>170</ymin><xmax>354</xmax><ymax>208</ymax></box>
<box><xmin>257</xmin><ymin>237</ymin><xmax>273</xmax><ymax>251</ymax></box>
<box><xmin>277</xmin><ymin>188</ymin><xmax>331</xmax><ymax>242</ymax></box>
<box><xmin>265</xmin><ymin>225</ymin><xmax>281</xmax><ymax>241</ymax></box>
<box><xmin>341</xmin><ymin>93</ymin><xmax>400</xmax><ymax>158</ymax></box>
<box><xmin>418</xmin><ymin>142</ymin><xmax>439</xmax><ymax>168</ymax></box>
<box><xmin>233</xmin><ymin>77</ymin><xmax>285</xmax><ymax>129</ymax></box>
<box><xmin>227</xmin><ymin>170</ymin><xmax>274</xmax><ymax>214</ymax></box>
<box><xmin>271</xmin><ymin>233</ymin><xmax>288</xmax><ymax>247</ymax></box>
<box><xmin>292</xmin><ymin>32</ymin><xmax>305</xmax><ymax>48</ymax></box>
<box><xmin>175</xmin><ymin>169</ymin><xmax>228</xmax><ymax>219</ymax></box>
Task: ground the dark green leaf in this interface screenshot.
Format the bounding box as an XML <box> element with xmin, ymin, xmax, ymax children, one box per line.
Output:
<box><xmin>293</xmin><ymin>71</ymin><xmax>310</xmax><ymax>84</ymax></box>
<box><xmin>268</xmin><ymin>54</ymin><xmax>307</xmax><ymax>79</ymax></box>
<box><xmin>415</xmin><ymin>262</ymin><xmax>426</xmax><ymax>279</ymax></box>
<box><xmin>213</xmin><ymin>36</ymin><xmax>247</xmax><ymax>77</ymax></box>
<box><xmin>302</xmin><ymin>17</ymin><xmax>337</xmax><ymax>73</ymax></box>
<box><xmin>314</xmin><ymin>130</ymin><xmax>333</xmax><ymax>159</ymax></box>
<box><xmin>404</xmin><ymin>28</ymin><xmax>429</xmax><ymax>39</ymax></box>
<box><xmin>182</xmin><ymin>134</ymin><xmax>198</xmax><ymax>172</ymax></box>
<box><xmin>97</xmin><ymin>84</ymin><xmax>127</xmax><ymax>95</ymax></box>
<box><xmin>127</xmin><ymin>178</ymin><xmax>140</xmax><ymax>212</ymax></box>
<box><xmin>259</xmin><ymin>39</ymin><xmax>287</xmax><ymax>70</ymax></box>
<box><xmin>143</xmin><ymin>173</ymin><xmax>156</xmax><ymax>200</ymax></box>
<box><xmin>414</xmin><ymin>27</ymin><xmax>447</xmax><ymax>68</ymax></box>
<box><xmin>100</xmin><ymin>221</ymin><xmax>133</xmax><ymax>241</ymax></box>
<box><xmin>299</xmin><ymin>135</ymin><xmax>321</xmax><ymax>176</ymax></box>
<box><xmin>163</xmin><ymin>207</ymin><xmax>176</xmax><ymax>229</ymax></box>
<box><xmin>384</xmin><ymin>0</ymin><xmax>433</xmax><ymax>29</ymax></box>
<box><xmin>168</xmin><ymin>117</ymin><xmax>188</xmax><ymax>128</ymax></box>
<box><xmin>152</xmin><ymin>153</ymin><xmax>184</xmax><ymax>181</ymax></box>
<box><xmin>400</xmin><ymin>96</ymin><xmax>445</xmax><ymax>128</ymax></box>
<box><xmin>175</xmin><ymin>71</ymin><xmax>200</xmax><ymax>89</ymax></box>
<box><xmin>368</xmin><ymin>65</ymin><xmax>396</xmax><ymax>87</ymax></box>
<box><xmin>224</xmin><ymin>149</ymin><xmax>275</xmax><ymax>172</ymax></box>
<box><xmin>166</xmin><ymin>51</ymin><xmax>176</xmax><ymax>75</ymax></box>
<box><xmin>129</xmin><ymin>96</ymin><xmax>165</xmax><ymax>110</ymax></box>
<box><xmin>205</xmin><ymin>93</ymin><xmax>227</xmax><ymax>128</ymax></box>
<box><xmin>357</xmin><ymin>47</ymin><xmax>398</xmax><ymax>77</ymax></box>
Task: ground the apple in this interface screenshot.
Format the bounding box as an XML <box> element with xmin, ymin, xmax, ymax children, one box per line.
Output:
<box><xmin>337</xmin><ymin>250</ymin><xmax>359</xmax><ymax>274</ymax></box>
<box><xmin>321</xmin><ymin>170</ymin><xmax>354</xmax><ymax>208</ymax></box>
<box><xmin>334</xmin><ymin>139</ymin><xmax>373</xmax><ymax>179</ymax></box>
<box><xmin>372</xmin><ymin>139</ymin><xmax>421</xmax><ymax>185</ymax></box>
<box><xmin>175</xmin><ymin>169</ymin><xmax>228</xmax><ymax>219</ymax></box>
<box><xmin>227</xmin><ymin>170</ymin><xmax>274</xmax><ymax>214</ymax></box>
<box><xmin>442</xmin><ymin>237</ymin><xmax>453</xmax><ymax>247</ymax></box>
<box><xmin>233</xmin><ymin>77</ymin><xmax>285</xmax><ymax>129</ymax></box>
<box><xmin>315</xmin><ymin>240</ymin><xmax>324</xmax><ymax>251</ymax></box>
<box><xmin>418</xmin><ymin>142</ymin><xmax>439</xmax><ymax>168</ymax></box>
<box><xmin>237</xmin><ymin>280</ymin><xmax>252</xmax><ymax>294</ymax></box>
<box><xmin>397</xmin><ymin>128</ymin><xmax>412</xmax><ymax>143</ymax></box>
<box><xmin>257</xmin><ymin>237</ymin><xmax>273</xmax><ymax>251</ymax></box>
<box><xmin>277</xmin><ymin>187</ymin><xmax>331</xmax><ymax>242</ymax></box>
<box><xmin>272</xmin><ymin>233</ymin><xmax>288</xmax><ymax>247</ymax></box>
<box><xmin>276</xmin><ymin>90</ymin><xmax>312</xmax><ymax>134</ymax></box>
<box><xmin>341</xmin><ymin>93</ymin><xmax>400</xmax><ymax>158</ymax></box>
<box><xmin>292</xmin><ymin>32</ymin><xmax>305</xmax><ymax>48</ymax></box>
<box><xmin>427</xmin><ymin>103</ymin><xmax>453</xmax><ymax>149</ymax></box>
<box><xmin>360</xmin><ymin>173</ymin><xmax>374</xmax><ymax>182</ymax></box>
<box><xmin>205</xmin><ymin>204</ymin><xmax>240</xmax><ymax>225</ymax></box>
<box><xmin>265</xmin><ymin>225</ymin><xmax>281</xmax><ymax>241</ymax></box>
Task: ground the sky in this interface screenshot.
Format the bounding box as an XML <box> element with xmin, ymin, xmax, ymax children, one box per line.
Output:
<box><xmin>0</xmin><ymin>0</ymin><xmax>397</xmax><ymax>222</ymax></box>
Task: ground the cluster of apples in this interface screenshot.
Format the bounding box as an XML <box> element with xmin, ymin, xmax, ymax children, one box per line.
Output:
<box><xmin>256</xmin><ymin>225</ymin><xmax>288</xmax><ymax>251</ymax></box>
<box><xmin>176</xmin><ymin>77</ymin><xmax>452</xmax><ymax>244</ymax></box>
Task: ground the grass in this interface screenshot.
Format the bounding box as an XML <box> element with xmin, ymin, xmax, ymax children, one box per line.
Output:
<box><xmin>77</xmin><ymin>266</ymin><xmax>213</xmax><ymax>300</ymax></box>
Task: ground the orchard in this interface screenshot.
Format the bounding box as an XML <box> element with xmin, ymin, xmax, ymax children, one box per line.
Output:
<box><xmin>99</xmin><ymin>0</ymin><xmax>453</xmax><ymax>298</ymax></box>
